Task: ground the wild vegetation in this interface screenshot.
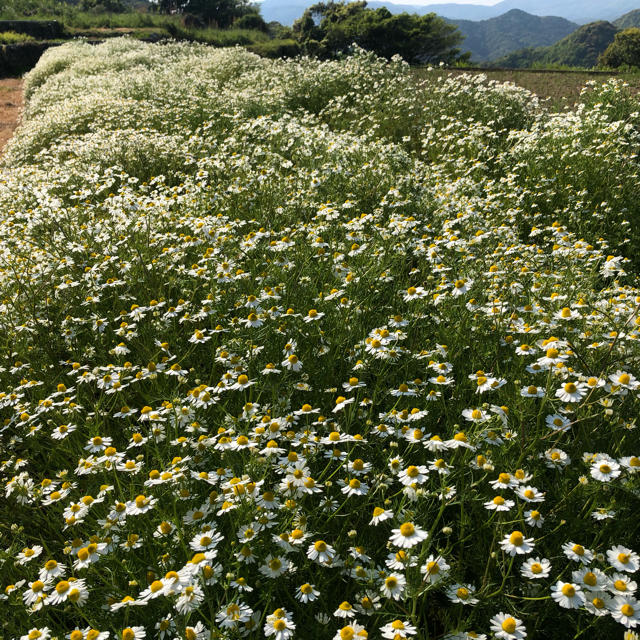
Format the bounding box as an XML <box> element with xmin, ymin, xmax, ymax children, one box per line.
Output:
<box><xmin>1</xmin><ymin>39</ymin><xmax>640</xmax><ymax>640</ymax></box>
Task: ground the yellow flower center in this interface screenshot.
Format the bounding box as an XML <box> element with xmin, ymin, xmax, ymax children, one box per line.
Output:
<box><xmin>561</xmin><ymin>584</ymin><xmax>576</xmax><ymax>597</ymax></box>
<box><xmin>621</xmin><ymin>604</ymin><xmax>635</xmax><ymax>616</ymax></box>
<box><xmin>399</xmin><ymin>522</ymin><xmax>415</xmax><ymax>537</ymax></box>
<box><xmin>531</xmin><ymin>563</ymin><xmax>543</xmax><ymax>574</ymax></box>
<box><xmin>583</xmin><ymin>572</ymin><xmax>597</xmax><ymax>586</ymax></box>
<box><xmin>501</xmin><ymin>618</ymin><xmax>517</xmax><ymax>634</ymax></box>
<box><xmin>122</xmin><ymin>629</ymin><xmax>135</xmax><ymax>640</ymax></box>
<box><xmin>340</xmin><ymin>627</ymin><xmax>355</xmax><ymax>640</ymax></box>
<box><xmin>456</xmin><ymin>587</ymin><xmax>469</xmax><ymax>599</ymax></box>
<box><xmin>509</xmin><ymin>531</ymin><xmax>524</xmax><ymax>546</ymax></box>
<box><xmin>56</xmin><ymin>580</ymin><xmax>70</xmax><ymax>594</ymax></box>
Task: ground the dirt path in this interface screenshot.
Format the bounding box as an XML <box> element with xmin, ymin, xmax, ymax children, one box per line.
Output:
<box><xmin>0</xmin><ymin>78</ymin><xmax>23</xmax><ymax>154</ymax></box>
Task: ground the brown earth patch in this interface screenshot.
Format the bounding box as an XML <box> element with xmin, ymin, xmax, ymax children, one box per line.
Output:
<box><xmin>0</xmin><ymin>78</ymin><xmax>23</xmax><ymax>154</ymax></box>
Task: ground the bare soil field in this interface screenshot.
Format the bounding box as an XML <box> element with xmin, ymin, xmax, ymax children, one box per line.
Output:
<box><xmin>0</xmin><ymin>78</ymin><xmax>23</xmax><ymax>153</ymax></box>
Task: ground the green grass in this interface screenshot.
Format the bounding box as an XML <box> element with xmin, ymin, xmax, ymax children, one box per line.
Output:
<box><xmin>0</xmin><ymin>29</ymin><xmax>36</xmax><ymax>43</ymax></box>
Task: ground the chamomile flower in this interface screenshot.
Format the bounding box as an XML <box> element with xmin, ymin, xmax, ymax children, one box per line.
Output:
<box><xmin>264</xmin><ymin>608</ymin><xmax>295</xmax><ymax>640</ymax></box>
<box><xmin>611</xmin><ymin>596</ymin><xmax>640</xmax><ymax>628</ymax></box>
<box><xmin>563</xmin><ymin>542</ymin><xmax>594</xmax><ymax>564</ymax></box>
<box><xmin>380</xmin><ymin>573</ymin><xmax>406</xmax><ymax>600</ymax></box>
<box><xmin>499</xmin><ymin>531</ymin><xmax>534</xmax><ymax>556</ymax></box>
<box><xmin>521</xmin><ymin>557</ymin><xmax>551</xmax><ymax>579</ymax></box>
<box><xmin>489</xmin><ymin>613</ymin><xmax>526</xmax><ymax>639</ymax></box>
<box><xmin>389</xmin><ymin>522</ymin><xmax>428</xmax><ymax>548</ymax></box>
<box><xmin>446</xmin><ymin>583</ymin><xmax>479</xmax><ymax>605</ymax></box>
<box><xmin>608</xmin><ymin>546</ymin><xmax>640</xmax><ymax>573</ymax></box>
<box><xmin>370</xmin><ymin>507</ymin><xmax>393</xmax><ymax>525</ymax></box>
<box><xmin>551</xmin><ymin>581</ymin><xmax>586</xmax><ymax>609</ymax></box>
<box><xmin>380</xmin><ymin>619</ymin><xmax>417</xmax><ymax>639</ymax></box>
<box><xmin>295</xmin><ymin>583</ymin><xmax>320</xmax><ymax>603</ymax></box>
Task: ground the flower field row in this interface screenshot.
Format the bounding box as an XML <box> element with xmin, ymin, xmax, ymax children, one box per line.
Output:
<box><xmin>0</xmin><ymin>39</ymin><xmax>639</xmax><ymax>640</ymax></box>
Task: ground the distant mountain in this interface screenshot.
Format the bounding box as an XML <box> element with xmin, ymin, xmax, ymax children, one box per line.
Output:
<box><xmin>258</xmin><ymin>0</ymin><xmax>640</xmax><ymax>27</ymax></box>
<box><xmin>614</xmin><ymin>8</ymin><xmax>640</xmax><ymax>29</ymax></box>
<box><xmin>495</xmin><ymin>20</ymin><xmax>619</xmax><ymax>68</ymax></box>
<box><xmin>449</xmin><ymin>9</ymin><xmax>577</xmax><ymax>62</ymax></box>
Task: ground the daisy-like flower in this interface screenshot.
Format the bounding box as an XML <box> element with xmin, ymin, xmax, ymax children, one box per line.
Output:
<box><xmin>20</xmin><ymin>628</ymin><xmax>51</xmax><ymax>640</ymax></box>
<box><xmin>551</xmin><ymin>581</ymin><xmax>586</xmax><ymax>609</ymax></box>
<box><xmin>295</xmin><ymin>583</ymin><xmax>320</xmax><ymax>603</ymax></box>
<box><xmin>462</xmin><ymin>407</ymin><xmax>489</xmax><ymax>423</ymax></box>
<box><xmin>573</xmin><ymin>567</ymin><xmax>608</xmax><ymax>591</ymax></box>
<box><xmin>380</xmin><ymin>619</ymin><xmax>417</xmax><ymax>639</ymax></box>
<box><xmin>524</xmin><ymin>510</ymin><xmax>545</xmax><ymax>528</ymax></box>
<box><xmin>125</xmin><ymin>494</ymin><xmax>157</xmax><ymax>515</ymax></box>
<box><xmin>370</xmin><ymin>507</ymin><xmax>393</xmax><ymax>525</ymax></box>
<box><xmin>264</xmin><ymin>608</ymin><xmax>295</xmax><ymax>640</ymax></box>
<box><xmin>555</xmin><ymin>381</ymin><xmax>587</xmax><ymax>403</ymax></box>
<box><xmin>16</xmin><ymin>546</ymin><xmax>43</xmax><ymax>565</ymax></box>
<box><xmin>620</xmin><ymin>456</ymin><xmax>640</xmax><ymax>473</ymax></box>
<box><xmin>333</xmin><ymin>623</ymin><xmax>368</xmax><ymax>640</ymax></box>
<box><xmin>39</xmin><ymin>559</ymin><xmax>65</xmax><ymax>582</ymax></box>
<box><xmin>591</xmin><ymin>459</ymin><xmax>621</xmax><ymax>482</ymax></box>
<box><xmin>340</xmin><ymin>477</ymin><xmax>369</xmax><ymax>497</ymax></box>
<box><xmin>446</xmin><ymin>583</ymin><xmax>479</xmax><ymax>605</ymax></box>
<box><xmin>521</xmin><ymin>557</ymin><xmax>551</xmax><ymax>579</ymax></box>
<box><xmin>389</xmin><ymin>522</ymin><xmax>428</xmax><ymax>548</ymax></box>
<box><xmin>545</xmin><ymin>413</ymin><xmax>571</xmax><ymax>432</ymax></box>
<box><xmin>216</xmin><ymin>601</ymin><xmax>253</xmax><ymax>629</ymax></box>
<box><xmin>563</xmin><ymin>542</ymin><xmax>594</xmax><ymax>564</ymax></box>
<box><xmin>22</xmin><ymin>579</ymin><xmax>49</xmax><ymax>608</ymax></box>
<box><xmin>120</xmin><ymin>628</ymin><xmax>145</xmax><ymax>640</ymax></box>
<box><xmin>583</xmin><ymin>591</ymin><xmax>612</xmax><ymax>616</ymax></box>
<box><xmin>175</xmin><ymin>584</ymin><xmax>204</xmax><ymax>614</ymax></box>
<box><xmin>307</xmin><ymin>540</ymin><xmax>336</xmax><ymax>564</ymax></box>
<box><xmin>516</xmin><ymin>486</ymin><xmax>545</xmax><ymax>503</ymax></box>
<box><xmin>484</xmin><ymin>496</ymin><xmax>515</xmax><ymax>512</ymax></box>
<box><xmin>520</xmin><ymin>385</ymin><xmax>545</xmax><ymax>398</ymax></box>
<box><xmin>334</xmin><ymin>601</ymin><xmax>357</xmax><ymax>618</ymax></box>
<box><xmin>260</xmin><ymin>555</ymin><xmax>289</xmax><ymax>578</ymax></box>
<box><xmin>499</xmin><ymin>531</ymin><xmax>534</xmax><ymax>556</ymax></box>
<box><xmin>489</xmin><ymin>613</ymin><xmax>526</xmax><ymax>640</ymax></box>
<box><xmin>281</xmin><ymin>354</ymin><xmax>303</xmax><ymax>371</ymax></box>
<box><xmin>398</xmin><ymin>465</ymin><xmax>428</xmax><ymax>486</ymax></box>
<box><xmin>47</xmin><ymin>578</ymin><xmax>86</xmax><ymax>605</ymax></box>
<box><xmin>380</xmin><ymin>573</ymin><xmax>406</xmax><ymax>600</ymax></box>
<box><xmin>421</xmin><ymin>555</ymin><xmax>450</xmax><ymax>584</ymax></box>
<box><xmin>610</xmin><ymin>596</ymin><xmax>640</xmax><ymax>628</ymax></box>
<box><xmin>610</xmin><ymin>573</ymin><xmax>637</xmax><ymax>595</ymax></box>
<box><xmin>333</xmin><ymin>396</ymin><xmax>355</xmax><ymax>413</ymax></box>
<box><xmin>609</xmin><ymin>371</ymin><xmax>639</xmax><ymax>390</ymax></box>
<box><xmin>607</xmin><ymin>546</ymin><xmax>639</xmax><ymax>573</ymax></box>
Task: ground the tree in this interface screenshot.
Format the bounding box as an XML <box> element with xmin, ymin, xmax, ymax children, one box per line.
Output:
<box><xmin>155</xmin><ymin>0</ymin><xmax>257</xmax><ymax>28</ymax></box>
<box><xmin>293</xmin><ymin>1</ymin><xmax>470</xmax><ymax>64</ymax></box>
<box><xmin>599</xmin><ymin>27</ymin><xmax>640</xmax><ymax>68</ymax></box>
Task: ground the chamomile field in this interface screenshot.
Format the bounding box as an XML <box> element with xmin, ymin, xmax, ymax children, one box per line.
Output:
<box><xmin>1</xmin><ymin>39</ymin><xmax>640</xmax><ymax>640</ymax></box>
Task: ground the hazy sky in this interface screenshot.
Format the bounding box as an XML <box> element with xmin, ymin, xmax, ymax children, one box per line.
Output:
<box><xmin>385</xmin><ymin>0</ymin><xmax>502</xmax><ymax>4</ymax></box>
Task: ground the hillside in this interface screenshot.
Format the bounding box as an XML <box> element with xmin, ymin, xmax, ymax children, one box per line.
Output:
<box><xmin>259</xmin><ymin>0</ymin><xmax>640</xmax><ymax>26</ymax></box>
<box><xmin>449</xmin><ymin>9</ymin><xmax>577</xmax><ymax>62</ymax></box>
<box><xmin>496</xmin><ymin>20</ymin><xmax>619</xmax><ymax>68</ymax></box>
<box><xmin>614</xmin><ymin>8</ymin><xmax>640</xmax><ymax>28</ymax></box>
